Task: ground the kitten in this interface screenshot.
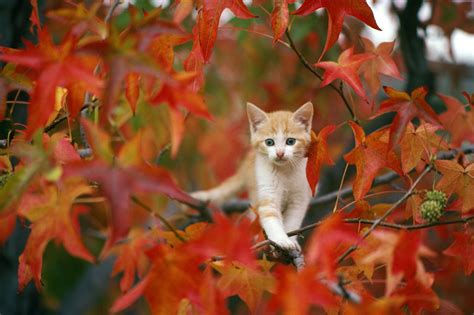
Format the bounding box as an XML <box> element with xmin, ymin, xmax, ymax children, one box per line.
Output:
<box><xmin>191</xmin><ymin>102</ymin><xmax>313</xmax><ymax>252</ymax></box>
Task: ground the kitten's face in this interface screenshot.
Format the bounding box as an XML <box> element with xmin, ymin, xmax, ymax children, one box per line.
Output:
<box><xmin>247</xmin><ymin>102</ymin><xmax>313</xmax><ymax>165</ymax></box>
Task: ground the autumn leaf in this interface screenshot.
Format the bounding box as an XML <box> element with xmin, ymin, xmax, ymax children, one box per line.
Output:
<box><xmin>110</xmin><ymin>228</ymin><xmax>160</xmax><ymax>292</ymax></box>
<box><xmin>361</xmin><ymin>230</ymin><xmax>435</xmax><ymax>296</ymax></box>
<box><xmin>125</xmin><ymin>72</ymin><xmax>140</xmax><ymax>114</ymax></box>
<box><xmin>306</xmin><ymin>125</ymin><xmax>336</xmax><ymax>195</ymax></box>
<box><xmin>399</xmin><ymin>123</ymin><xmax>449</xmax><ymax>173</ymax></box>
<box><xmin>161</xmin><ymin>222</ymin><xmax>208</xmax><ymax>247</ymax></box>
<box><xmin>213</xmin><ymin>260</ymin><xmax>275</xmax><ymax>312</ymax></box>
<box><xmin>184</xmin><ymin>22</ymin><xmax>206</xmax><ymax>92</ymax></box>
<box><xmin>269</xmin><ymin>265</ymin><xmax>339</xmax><ymax>314</ymax></box>
<box><xmin>29</xmin><ymin>0</ymin><xmax>41</xmax><ymax>33</ymax></box>
<box><xmin>292</xmin><ymin>0</ymin><xmax>380</xmax><ymax>59</ymax></box>
<box><xmin>64</xmin><ymin>121</ymin><xmax>196</xmax><ymax>253</ymax></box>
<box><xmin>305</xmin><ymin>212</ymin><xmax>360</xmax><ymax>279</ymax></box>
<box><xmin>111</xmin><ymin>244</ymin><xmax>227</xmax><ymax>314</ymax></box>
<box><xmin>198</xmin><ymin>0</ymin><xmax>256</xmax><ymax>62</ymax></box>
<box><xmin>343</xmin><ymin>296</ymin><xmax>405</xmax><ymax>315</ymax></box>
<box><xmin>46</xmin><ymin>2</ymin><xmax>105</xmax><ymax>37</ymax></box>
<box><xmin>0</xmin><ymin>212</ymin><xmax>16</xmax><ymax>245</ymax></box>
<box><xmin>0</xmin><ymin>29</ymin><xmax>103</xmax><ymax>136</ymax></box>
<box><xmin>435</xmin><ymin>160</ymin><xmax>474</xmax><ymax>213</ymax></box>
<box><xmin>271</xmin><ymin>0</ymin><xmax>296</xmax><ymax>42</ymax></box>
<box><xmin>314</xmin><ymin>47</ymin><xmax>373</xmax><ymax>98</ymax></box>
<box><xmin>377</xmin><ymin>86</ymin><xmax>441</xmax><ymax>149</ymax></box>
<box><xmin>173</xmin><ymin>0</ymin><xmax>194</xmax><ymax>24</ymax></box>
<box><xmin>360</xmin><ymin>37</ymin><xmax>402</xmax><ymax>97</ymax></box>
<box><xmin>344</xmin><ymin>121</ymin><xmax>403</xmax><ymax>200</ymax></box>
<box><xmin>438</xmin><ymin>93</ymin><xmax>474</xmax><ymax>147</ymax></box>
<box><xmin>150</xmin><ymin>72</ymin><xmax>213</xmax><ymax>157</ymax></box>
<box><xmin>443</xmin><ymin>230</ymin><xmax>474</xmax><ymax>275</ymax></box>
<box><xmin>17</xmin><ymin>178</ymin><xmax>95</xmax><ymax>290</ymax></box>
<box><xmin>392</xmin><ymin>281</ymin><xmax>439</xmax><ymax>315</ymax></box>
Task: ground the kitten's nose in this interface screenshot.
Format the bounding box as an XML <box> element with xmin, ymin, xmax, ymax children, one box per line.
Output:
<box><xmin>276</xmin><ymin>151</ymin><xmax>285</xmax><ymax>159</ymax></box>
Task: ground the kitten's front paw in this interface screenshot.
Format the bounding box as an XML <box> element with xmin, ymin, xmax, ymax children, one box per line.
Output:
<box><xmin>190</xmin><ymin>191</ymin><xmax>211</xmax><ymax>202</ymax></box>
<box><xmin>270</xmin><ymin>235</ymin><xmax>301</xmax><ymax>253</ymax></box>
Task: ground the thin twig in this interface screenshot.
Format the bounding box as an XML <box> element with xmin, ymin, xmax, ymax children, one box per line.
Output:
<box><xmin>252</xmin><ymin>212</ymin><xmax>474</xmax><ymax>251</ymax></box>
<box><xmin>285</xmin><ymin>29</ymin><xmax>356</xmax><ymax>121</ymax></box>
<box><xmin>131</xmin><ymin>196</ymin><xmax>187</xmax><ymax>243</ymax></box>
<box><xmin>336</xmin><ymin>165</ymin><xmax>433</xmax><ymax>263</ymax></box>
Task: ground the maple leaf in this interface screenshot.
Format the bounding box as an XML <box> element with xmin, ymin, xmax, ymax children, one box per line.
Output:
<box><xmin>271</xmin><ymin>0</ymin><xmax>296</xmax><ymax>42</ymax></box>
<box><xmin>344</xmin><ymin>121</ymin><xmax>403</xmax><ymax>200</ymax></box>
<box><xmin>360</xmin><ymin>37</ymin><xmax>402</xmax><ymax>97</ymax></box>
<box><xmin>443</xmin><ymin>230</ymin><xmax>474</xmax><ymax>275</ymax></box>
<box><xmin>292</xmin><ymin>0</ymin><xmax>380</xmax><ymax>59</ymax></box>
<box><xmin>173</xmin><ymin>0</ymin><xmax>194</xmax><ymax>24</ymax></box>
<box><xmin>184</xmin><ymin>212</ymin><xmax>257</xmax><ymax>267</ymax></box>
<box><xmin>435</xmin><ymin>160</ymin><xmax>474</xmax><ymax>213</ymax></box>
<box><xmin>314</xmin><ymin>47</ymin><xmax>374</xmax><ymax>99</ymax></box>
<box><xmin>361</xmin><ymin>230</ymin><xmax>435</xmax><ymax>296</ymax></box>
<box><xmin>306</xmin><ymin>125</ymin><xmax>336</xmax><ymax>196</ymax></box>
<box><xmin>150</xmin><ymin>72</ymin><xmax>213</xmax><ymax>157</ymax></box>
<box><xmin>0</xmin><ymin>29</ymin><xmax>102</xmax><ymax>136</ymax></box>
<box><xmin>269</xmin><ymin>265</ymin><xmax>339</xmax><ymax>314</ymax></box>
<box><xmin>111</xmin><ymin>245</ymin><xmax>227</xmax><ymax>314</ymax></box>
<box><xmin>184</xmin><ymin>23</ymin><xmax>206</xmax><ymax>92</ymax></box>
<box><xmin>305</xmin><ymin>212</ymin><xmax>360</xmax><ymax>279</ymax></box>
<box><xmin>125</xmin><ymin>72</ymin><xmax>140</xmax><ymax>114</ymax></box>
<box><xmin>198</xmin><ymin>0</ymin><xmax>256</xmax><ymax>62</ymax></box>
<box><xmin>212</xmin><ymin>260</ymin><xmax>275</xmax><ymax>312</ymax></box>
<box><xmin>0</xmin><ymin>212</ymin><xmax>16</xmax><ymax>245</ymax></box>
<box><xmin>438</xmin><ymin>93</ymin><xmax>474</xmax><ymax>147</ymax></box>
<box><xmin>399</xmin><ymin>123</ymin><xmax>449</xmax><ymax>173</ymax></box>
<box><xmin>343</xmin><ymin>296</ymin><xmax>405</xmax><ymax>315</ymax></box>
<box><xmin>64</xmin><ymin>121</ymin><xmax>196</xmax><ymax>253</ymax></box>
<box><xmin>16</xmin><ymin>178</ymin><xmax>95</xmax><ymax>290</ymax></box>
<box><xmin>161</xmin><ymin>222</ymin><xmax>208</xmax><ymax>246</ymax></box>
<box><xmin>377</xmin><ymin>86</ymin><xmax>441</xmax><ymax>149</ymax></box>
<box><xmin>392</xmin><ymin>281</ymin><xmax>439</xmax><ymax>315</ymax></box>
<box><xmin>110</xmin><ymin>228</ymin><xmax>160</xmax><ymax>292</ymax></box>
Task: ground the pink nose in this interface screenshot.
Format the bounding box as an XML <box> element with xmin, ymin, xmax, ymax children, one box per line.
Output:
<box><xmin>276</xmin><ymin>151</ymin><xmax>285</xmax><ymax>159</ymax></box>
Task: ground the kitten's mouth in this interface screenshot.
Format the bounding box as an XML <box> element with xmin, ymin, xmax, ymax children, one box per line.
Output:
<box><xmin>273</xmin><ymin>158</ymin><xmax>288</xmax><ymax>164</ymax></box>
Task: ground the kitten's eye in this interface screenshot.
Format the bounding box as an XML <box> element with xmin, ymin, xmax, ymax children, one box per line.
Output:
<box><xmin>286</xmin><ymin>138</ymin><xmax>296</xmax><ymax>146</ymax></box>
<box><xmin>264</xmin><ymin>139</ymin><xmax>275</xmax><ymax>146</ymax></box>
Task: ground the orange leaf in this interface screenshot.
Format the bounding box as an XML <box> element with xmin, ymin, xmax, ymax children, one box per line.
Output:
<box><xmin>443</xmin><ymin>230</ymin><xmax>474</xmax><ymax>275</ymax></box>
<box><xmin>344</xmin><ymin>121</ymin><xmax>403</xmax><ymax>200</ymax></box>
<box><xmin>306</xmin><ymin>125</ymin><xmax>336</xmax><ymax>196</ymax></box>
<box><xmin>198</xmin><ymin>0</ymin><xmax>256</xmax><ymax>62</ymax></box>
<box><xmin>271</xmin><ymin>0</ymin><xmax>296</xmax><ymax>42</ymax></box>
<box><xmin>438</xmin><ymin>93</ymin><xmax>474</xmax><ymax>147</ymax></box>
<box><xmin>17</xmin><ymin>178</ymin><xmax>95</xmax><ymax>290</ymax></box>
<box><xmin>435</xmin><ymin>160</ymin><xmax>474</xmax><ymax>213</ymax></box>
<box><xmin>377</xmin><ymin>86</ymin><xmax>441</xmax><ymax>149</ymax></box>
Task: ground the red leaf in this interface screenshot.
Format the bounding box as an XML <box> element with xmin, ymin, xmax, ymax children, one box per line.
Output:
<box><xmin>377</xmin><ymin>86</ymin><xmax>441</xmax><ymax>149</ymax></box>
<box><xmin>271</xmin><ymin>0</ymin><xmax>296</xmax><ymax>42</ymax></box>
<box><xmin>314</xmin><ymin>47</ymin><xmax>373</xmax><ymax>98</ymax></box>
<box><xmin>29</xmin><ymin>0</ymin><xmax>41</xmax><ymax>33</ymax></box>
<box><xmin>360</xmin><ymin>37</ymin><xmax>402</xmax><ymax>97</ymax></box>
<box><xmin>0</xmin><ymin>29</ymin><xmax>102</xmax><ymax>136</ymax></box>
<box><xmin>392</xmin><ymin>281</ymin><xmax>439</xmax><ymax>315</ymax></box>
<box><xmin>269</xmin><ymin>265</ymin><xmax>339</xmax><ymax>314</ymax></box>
<box><xmin>305</xmin><ymin>212</ymin><xmax>359</xmax><ymax>279</ymax></box>
<box><xmin>16</xmin><ymin>179</ymin><xmax>95</xmax><ymax>290</ymax></box>
<box><xmin>435</xmin><ymin>160</ymin><xmax>474</xmax><ymax>213</ymax></box>
<box><xmin>198</xmin><ymin>0</ymin><xmax>256</xmax><ymax>62</ymax></box>
<box><xmin>344</xmin><ymin>121</ymin><xmax>403</xmax><ymax>200</ymax></box>
<box><xmin>305</xmin><ymin>125</ymin><xmax>336</xmax><ymax>195</ymax></box>
<box><xmin>0</xmin><ymin>212</ymin><xmax>16</xmax><ymax>245</ymax></box>
<box><xmin>438</xmin><ymin>93</ymin><xmax>474</xmax><ymax>147</ymax></box>
<box><xmin>292</xmin><ymin>0</ymin><xmax>380</xmax><ymax>59</ymax></box>
<box><xmin>443</xmin><ymin>230</ymin><xmax>474</xmax><ymax>275</ymax></box>
<box><xmin>125</xmin><ymin>72</ymin><xmax>140</xmax><ymax>114</ymax></box>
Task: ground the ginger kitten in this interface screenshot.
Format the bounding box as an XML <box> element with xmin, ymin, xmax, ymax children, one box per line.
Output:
<box><xmin>191</xmin><ymin>102</ymin><xmax>313</xmax><ymax>252</ymax></box>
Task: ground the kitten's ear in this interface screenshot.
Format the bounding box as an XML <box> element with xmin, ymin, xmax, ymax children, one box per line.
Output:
<box><xmin>292</xmin><ymin>102</ymin><xmax>313</xmax><ymax>131</ymax></box>
<box><xmin>247</xmin><ymin>102</ymin><xmax>268</xmax><ymax>132</ymax></box>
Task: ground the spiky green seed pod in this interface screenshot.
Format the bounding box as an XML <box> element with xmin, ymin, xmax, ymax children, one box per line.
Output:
<box><xmin>420</xmin><ymin>200</ymin><xmax>443</xmax><ymax>223</ymax></box>
<box><xmin>425</xmin><ymin>190</ymin><xmax>448</xmax><ymax>208</ymax></box>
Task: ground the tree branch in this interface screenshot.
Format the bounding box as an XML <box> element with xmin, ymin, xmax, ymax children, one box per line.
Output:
<box><xmin>285</xmin><ymin>29</ymin><xmax>357</xmax><ymax>121</ymax></box>
<box><xmin>336</xmin><ymin>165</ymin><xmax>432</xmax><ymax>263</ymax></box>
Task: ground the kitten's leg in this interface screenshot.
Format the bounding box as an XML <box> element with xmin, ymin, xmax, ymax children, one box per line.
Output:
<box><xmin>283</xmin><ymin>194</ymin><xmax>311</xmax><ymax>245</ymax></box>
<box><xmin>191</xmin><ymin>171</ymin><xmax>245</xmax><ymax>204</ymax></box>
<box><xmin>258</xmin><ymin>199</ymin><xmax>301</xmax><ymax>252</ymax></box>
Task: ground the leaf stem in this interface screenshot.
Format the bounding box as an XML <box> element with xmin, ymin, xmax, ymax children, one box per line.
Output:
<box><xmin>285</xmin><ymin>29</ymin><xmax>357</xmax><ymax>121</ymax></box>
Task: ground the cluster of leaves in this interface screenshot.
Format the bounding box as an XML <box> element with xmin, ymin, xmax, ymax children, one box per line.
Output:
<box><xmin>0</xmin><ymin>0</ymin><xmax>473</xmax><ymax>314</ymax></box>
